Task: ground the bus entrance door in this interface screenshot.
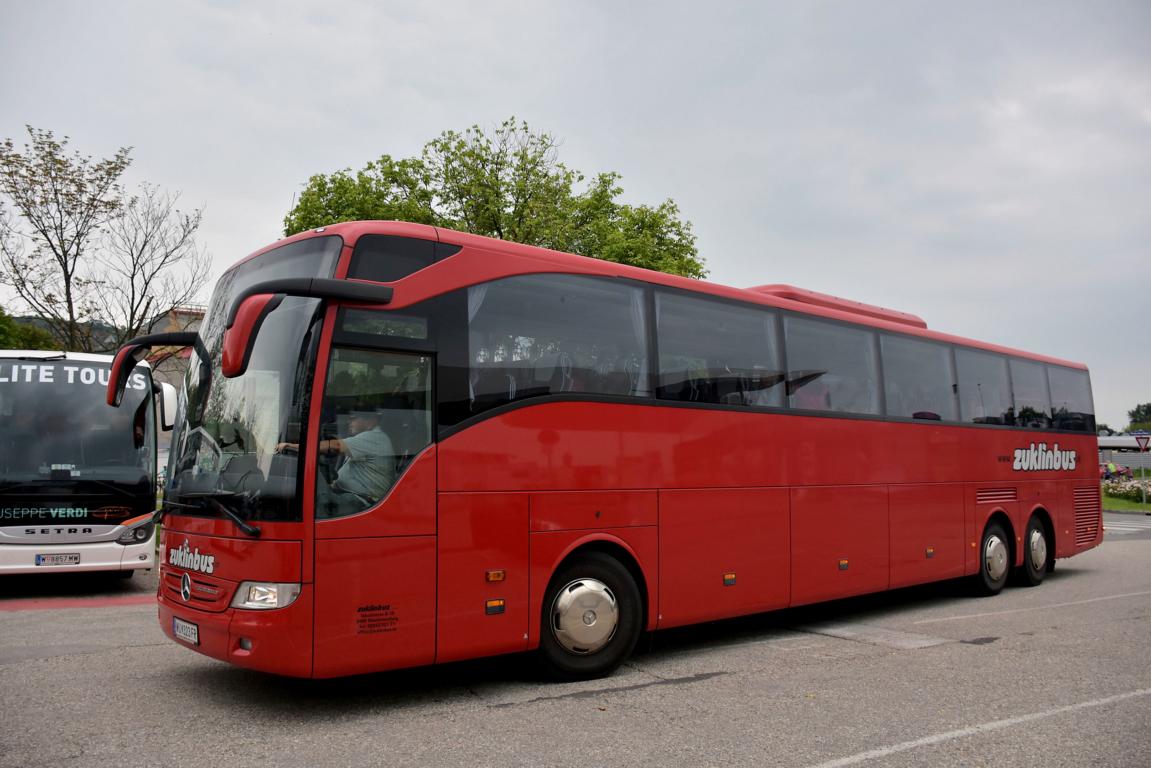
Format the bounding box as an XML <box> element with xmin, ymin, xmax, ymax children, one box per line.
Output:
<box><xmin>311</xmin><ymin>345</ymin><xmax>438</xmax><ymax>677</ymax></box>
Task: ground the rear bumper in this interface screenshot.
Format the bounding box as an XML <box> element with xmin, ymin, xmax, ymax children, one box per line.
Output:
<box><xmin>158</xmin><ymin>586</ymin><xmax>314</xmax><ymax>677</ymax></box>
<box><xmin>0</xmin><ymin>537</ymin><xmax>154</xmax><ymax>574</ymax></box>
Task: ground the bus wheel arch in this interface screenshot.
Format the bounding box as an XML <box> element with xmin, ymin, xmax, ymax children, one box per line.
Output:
<box><xmin>975</xmin><ymin>513</ymin><xmax>1014</xmax><ymax>596</ymax></box>
<box><xmin>1018</xmin><ymin>508</ymin><xmax>1055</xmax><ymax>587</ymax></box>
<box><xmin>538</xmin><ymin>542</ymin><xmax>646</xmax><ymax>681</ymax></box>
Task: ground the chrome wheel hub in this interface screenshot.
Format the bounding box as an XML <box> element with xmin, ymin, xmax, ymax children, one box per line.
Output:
<box><xmin>984</xmin><ymin>534</ymin><xmax>1008</xmax><ymax>583</ymax></box>
<box><xmin>550</xmin><ymin>578</ymin><xmax>619</xmax><ymax>655</ymax></box>
<box><xmin>1029</xmin><ymin>528</ymin><xmax>1047</xmax><ymax>571</ymax></box>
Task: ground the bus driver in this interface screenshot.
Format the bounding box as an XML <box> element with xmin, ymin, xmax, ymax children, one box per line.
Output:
<box><xmin>276</xmin><ymin>410</ymin><xmax>395</xmax><ymax>514</ymax></box>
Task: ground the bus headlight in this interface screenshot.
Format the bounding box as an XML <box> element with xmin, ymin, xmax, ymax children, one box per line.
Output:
<box><xmin>116</xmin><ymin>521</ymin><xmax>154</xmax><ymax>545</ymax></box>
<box><xmin>230</xmin><ymin>582</ymin><xmax>302</xmax><ymax>610</ymax></box>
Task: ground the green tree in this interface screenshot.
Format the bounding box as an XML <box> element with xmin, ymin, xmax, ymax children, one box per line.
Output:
<box><xmin>0</xmin><ymin>126</ymin><xmax>209</xmax><ymax>352</ymax></box>
<box><xmin>1128</xmin><ymin>402</ymin><xmax>1151</xmax><ymax>432</ymax></box>
<box><xmin>0</xmin><ymin>305</ymin><xmax>59</xmax><ymax>349</ymax></box>
<box><xmin>284</xmin><ymin>118</ymin><xmax>706</xmax><ymax>279</ymax></box>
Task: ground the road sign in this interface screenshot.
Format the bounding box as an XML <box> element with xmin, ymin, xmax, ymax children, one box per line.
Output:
<box><xmin>1136</xmin><ymin>435</ymin><xmax>1150</xmax><ymax>452</ymax></box>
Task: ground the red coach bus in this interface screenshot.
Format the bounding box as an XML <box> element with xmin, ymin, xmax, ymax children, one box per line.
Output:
<box><xmin>108</xmin><ymin>221</ymin><xmax>1101</xmax><ymax>680</ymax></box>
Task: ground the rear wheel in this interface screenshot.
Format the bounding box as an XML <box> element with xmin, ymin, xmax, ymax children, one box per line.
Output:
<box><xmin>539</xmin><ymin>552</ymin><xmax>642</xmax><ymax>681</ymax></box>
<box><xmin>974</xmin><ymin>521</ymin><xmax>1011</xmax><ymax>596</ymax></box>
<box><xmin>1019</xmin><ymin>515</ymin><xmax>1050</xmax><ymax>587</ymax></box>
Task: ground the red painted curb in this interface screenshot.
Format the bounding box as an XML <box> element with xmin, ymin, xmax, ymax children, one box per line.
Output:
<box><xmin>0</xmin><ymin>594</ymin><xmax>156</xmax><ymax>612</ymax></box>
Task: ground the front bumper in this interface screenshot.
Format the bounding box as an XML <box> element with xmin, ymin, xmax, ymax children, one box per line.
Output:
<box><xmin>0</xmin><ymin>537</ymin><xmax>154</xmax><ymax>574</ymax></box>
<box><xmin>158</xmin><ymin>584</ymin><xmax>314</xmax><ymax>677</ymax></box>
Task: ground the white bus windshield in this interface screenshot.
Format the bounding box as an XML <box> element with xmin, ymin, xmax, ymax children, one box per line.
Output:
<box><xmin>0</xmin><ymin>359</ymin><xmax>155</xmax><ymax>492</ymax></box>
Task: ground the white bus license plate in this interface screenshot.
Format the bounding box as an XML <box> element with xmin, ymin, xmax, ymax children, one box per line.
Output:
<box><xmin>35</xmin><ymin>553</ymin><xmax>80</xmax><ymax>566</ymax></box>
<box><xmin>173</xmin><ymin>617</ymin><xmax>200</xmax><ymax>646</ymax></box>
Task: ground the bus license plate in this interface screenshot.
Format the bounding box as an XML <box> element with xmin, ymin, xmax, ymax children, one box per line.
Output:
<box><xmin>173</xmin><ymin>617</ymin><xmax>200</xmax><ymax>646</ymax></box>
<box><xmin>35</xmin><ymin>553</ymin><xmax>80</xmax><ymax>566</ymax></box>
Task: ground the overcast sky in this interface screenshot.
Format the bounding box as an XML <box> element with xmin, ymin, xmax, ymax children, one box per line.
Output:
<box><xmin>2</xmin><ymin>0</ymin><xmax>1148</xmax><ymax>428</ymax></box>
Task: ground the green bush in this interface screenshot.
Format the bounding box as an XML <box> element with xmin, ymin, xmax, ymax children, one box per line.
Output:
<box><xmin>1102</xmin><ymin>479</ymin><xmax>1149</xmax><ymax>502</ymax></box>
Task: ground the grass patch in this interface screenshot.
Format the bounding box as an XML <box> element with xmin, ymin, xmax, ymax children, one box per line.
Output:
<box><xmin>1102</xmin><ymin>493</ymin><xmax>1151</xmax><ymax>513</ymax></box>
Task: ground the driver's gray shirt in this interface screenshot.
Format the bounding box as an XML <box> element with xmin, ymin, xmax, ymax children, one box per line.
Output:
<box><xmin>335</xmin><ymin>426</ymin><xmax>394</xmax><ymax>501</ymax></box>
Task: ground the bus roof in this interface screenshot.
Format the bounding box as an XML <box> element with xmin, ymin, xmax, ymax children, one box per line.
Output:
<box><xmin>243</xmin><ymin>221</ymin><xmax>1089</xmax><ymax>372</ymax></box>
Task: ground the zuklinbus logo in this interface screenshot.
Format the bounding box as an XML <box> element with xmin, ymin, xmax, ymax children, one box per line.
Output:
<box><xmin>169</xmin><ymin>539</ymin><xmax>216</xmax><ymax>574</ymax></box>
<box><xmin>1012</xmin><ymin>443</ymin><xmax>1078</xmax><ymax>472</ymax></box>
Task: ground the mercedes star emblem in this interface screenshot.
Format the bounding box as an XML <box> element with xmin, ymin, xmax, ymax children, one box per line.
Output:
<box><xmin>180</xmin><ymin>572</ymin><xmax>192</xmax><ymax>602</ymax></box>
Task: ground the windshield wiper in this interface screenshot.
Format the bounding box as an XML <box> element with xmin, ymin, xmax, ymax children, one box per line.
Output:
<box><xmin>179</xmin><ymin>490</ymin><xmax>262</xmax><ymax>537</ymax></box>
<box><xmin>157</xmin><ymin>498</ymin><xmax>198</xmax><ymax>525</ymax></box>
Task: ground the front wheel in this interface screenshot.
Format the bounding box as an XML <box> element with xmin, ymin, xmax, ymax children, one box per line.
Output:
<box><xmin>539</xmin><ymin>552</ymin><xmax>642</xmax><ymax>681</ymax></box>
<box><xmin>974</xmin><ymin>521</ymin><xmax>1011</xmax><ymax>596</ymax></box>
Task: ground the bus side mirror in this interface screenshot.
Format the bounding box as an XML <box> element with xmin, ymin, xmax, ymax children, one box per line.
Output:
<box><xmin>219</xmin><ymin>278</ymin><xmax>395</xmax><ymax>379</ymax></box>
<box><xmin>106</xmin><ymin>332</ymin><xmax>201</xmax><ymax>408</ymax></box>
<box><xmin>107</xmin><ymin>343</ymin><xmax>152</xmax><ymax>407</ymax></box>
<box><xmin>159</xmin><ymin>382</ymin><xmax>178</xmax><ymax>431</ymax></box>
<box><xmin>221</xmin><ymin>293</ymin><xmax>285</xmax><ymax>379</ymax></box>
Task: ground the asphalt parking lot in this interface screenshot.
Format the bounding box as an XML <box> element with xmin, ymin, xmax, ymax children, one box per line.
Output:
<box><xmin>1</xmin><ymin>513</ymin><xmax>1148</xmax><ymax>768</ymax></box>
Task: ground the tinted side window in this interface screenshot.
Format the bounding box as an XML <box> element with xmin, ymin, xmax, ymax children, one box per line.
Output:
<box><xmin>347</xmin><ymin>235</ymin><xmax>461</xmax><ymax>283</ymax></box>
<box><xmin>337</xmin><ymin>307</ymin><xmax>429</xmax><ymax>343</ymax></box>
<box><xmin>955</xmin><ymin>349</ymin><xmax>1012</xmax><ymax>425</ymax></box>
<box><xmin>466</xmin><ymin>275</ymin><xmax>649</xmax><ymax>415</ymax></box>
<box><xmin>880</xmin><ymin>334</ymin><xmax>957</xmax><ymax>421</ymax></box>
<box><xmin>313</xmin><ymin>348</ymin><xmax>432</xmax><ymax>519</ymax></box>
<box><xmin>784</xmin><ymin>316</ymin><xmax>881</xmax><ymax>415</ymax></box>
<box><xmin>1009</xmin><ymin>359</ymin><xmax>1052</xmax><ymax>429</ymax></box>
<box><xmin>1048</xmin><ymin>366</ymin><xmax>1095</xmax><ymax>432</ymax></box>
<box><xmin>656</xmin><ymin>293</ymin><xmax>785</xmax><ymax>407</ymax></box>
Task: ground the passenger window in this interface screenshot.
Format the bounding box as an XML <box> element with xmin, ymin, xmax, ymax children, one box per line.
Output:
<box><xmin>656</xmin><ymin>292</ymin><xmax>784</xmax><ymax>407</ymax></box>
<box><xmin>784</xmin><ymin>316</ymin><xmax>881</xmax><ymax>415</ymax></box>
<box><xmin>312</xmin><ymin>347</ymin><xmax>432</xmax><ymax>519</ymax></box>
<box><xmin>880</xmin><ymin>334</ymin><xmax>957</xmax><ymax>421</ymax></box>
<box><xmin>955</xmin><ymin>349</ymin><xmax>1012</xmax><ymax>425</ymax></box>
<box><xmin>1048</xmin><ymin>366</ymin><xmax>1094</xmax><ymax>432</ymax></box>
<box><xmin>465</xmin><ymin>275</ymin><xmax>649</xmax><ymax>415</ymax></box>
<box><xmin>1009</xmin><ymin>359</ymin><xmax>1052</xmax><ymax>429</ymax></box>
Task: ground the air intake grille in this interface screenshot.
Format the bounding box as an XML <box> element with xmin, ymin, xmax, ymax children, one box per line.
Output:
<box><xmin>976</xmin><ymin>488</ymin><xmax>1017</xmax><ymax>504</ymax></box>
<box><xmin>1073</xmin><ymin>487</ymin><xmax>1101</xmax><ymax>546</ymax></box>
<box><xmin>162</xmin><ymin>568</ymin><xmax>232</xmax><ymax>612</ymax></box>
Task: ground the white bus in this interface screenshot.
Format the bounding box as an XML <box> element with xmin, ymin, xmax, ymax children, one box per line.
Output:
<box><xmin>0</xmin><ymin>350</ymin><xmax>175</xmax><ymax>576</ymax></box>
<box><xmin>1098</xmin><ymin>435</ymin><xmax>1145</xmax><ymax>452</ymax></box>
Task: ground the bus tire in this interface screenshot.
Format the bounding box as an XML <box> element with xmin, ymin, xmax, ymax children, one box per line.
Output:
<box><xmin>1019</xmin><ymin>515</ymin><xmax>1050</xmax><ymax>587</ymax></box>
<box><xmin>539</xmin><ymin>552</ymin><xmax>642</xmax><ymax>681</ymax></box>
<box><xmin>975</xmin><ymin>521</ymin><xmax>1011</xmax><ymax>596</ymax></box>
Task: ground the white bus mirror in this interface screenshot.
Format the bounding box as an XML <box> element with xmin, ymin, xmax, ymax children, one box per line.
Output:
<box><xmin>160</xmin><ymin>382</ymin><xmax>178</xmax><ymax>431</ymax></box>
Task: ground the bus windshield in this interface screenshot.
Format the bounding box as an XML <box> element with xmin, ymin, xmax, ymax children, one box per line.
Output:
<box><xmin>166</xmin><ymin>236</ymin><xmax>341</xmax><ymax>523</ymax></box>
<box><xmin>0</xmin><ymin>358</ymin><xmax>155</xmax><ymax>494</ymax></box>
